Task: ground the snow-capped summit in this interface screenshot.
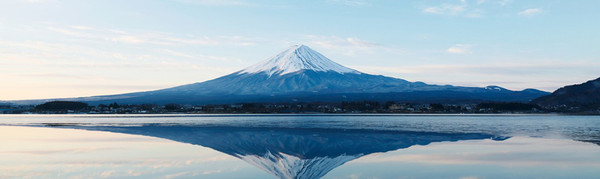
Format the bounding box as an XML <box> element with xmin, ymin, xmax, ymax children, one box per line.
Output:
<box><xmin>238</xmin><ymin>45</ymin><xmax>360</xmax><ymax>76</ymax></box>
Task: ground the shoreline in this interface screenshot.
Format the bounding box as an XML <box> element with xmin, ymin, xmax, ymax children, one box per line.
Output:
<box><xmin>0</xmin><ymin>113</ymin><xmax>596</xmax><ymax>117</ymax></box>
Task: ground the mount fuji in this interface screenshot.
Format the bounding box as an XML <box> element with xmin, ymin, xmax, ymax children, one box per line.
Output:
<box><xmin>10</xmin><ymin>45</ymin><xmax>548</xmax><ymax>105</ymax></box>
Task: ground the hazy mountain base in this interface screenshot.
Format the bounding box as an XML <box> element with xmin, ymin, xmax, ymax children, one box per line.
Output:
<box><xmin>81</xmin><ymin>90</ymin><xmax>547</xmax><ymax>106</ymax></box>
<box><xmin>7</xmin><ymin>71</ymin><xmax>548</xmax><ymax>106</ymax></box>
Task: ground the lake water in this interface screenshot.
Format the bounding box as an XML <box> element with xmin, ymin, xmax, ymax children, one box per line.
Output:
<box><xmin>1</xmin><ymin>114</ymin><xmax>599</xmax><ymax>179</ymax></box>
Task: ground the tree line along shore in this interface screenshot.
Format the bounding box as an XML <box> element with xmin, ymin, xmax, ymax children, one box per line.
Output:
<box><xmin>1</xmin><ymin>100</ymin><xmax>598</xmax><ymax>115</ymax></box>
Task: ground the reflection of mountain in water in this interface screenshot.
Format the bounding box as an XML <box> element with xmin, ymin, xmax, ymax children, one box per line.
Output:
<box><xmin>54</xmin><ymin>124</ymin><xmax>507</xmax><ymax>179</ymax></box>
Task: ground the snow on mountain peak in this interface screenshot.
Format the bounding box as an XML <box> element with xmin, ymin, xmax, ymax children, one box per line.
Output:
<box><xmin>238</xmin><ymin>45</ymin><xmax>360</xmax><ymax>76</ymax></box>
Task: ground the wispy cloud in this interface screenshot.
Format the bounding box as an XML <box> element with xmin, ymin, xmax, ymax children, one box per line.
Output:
<box><xmin>68</xmin><ymin>25</ymin><xmax>93</xmax><ymax>30</ymax></box>
<box><xmin>304</xmin><ymin>35</ymin><xmax>381</xmax><ymax>49</ymax></box>
<box><xmin>496</xmin><ymin>0</ymin><xmax>512</xmax><ymax>6</ymax></box>
<box><xmin>326</xmin><ymin>0</ymin><xmax>370</xmax><ymax>7</ymax></box>
<box><xmin>423</xmin><ymin>0</ymin><xmax>512</xmax><ymax>18</ymax></box>
<box><xmin>14</xmin><ymin>73</ymin><xmax>105</xmax><ymax>80</ymax></box>
<box><xmin>424</xmin><ymin>3</ymin><xmax>466</xmax><ymax>15</ymax></box>
<box><xmin>18</xmin><ymin>0</ymin><xmax>57</xmax><ymax>3</ymax></box>
<box><xmin>174</xmin><ymin>0</ymin><xmax>255</xmax><ymax>6</ymax></box>
<box><xmin>160</xmin><ymin>49</ymin><xmax>194</xmax><ymax>58</ymax></box>
<box><xmin>472</xmin><ymin>0</ymin><xmax>513</xmax><ymax>6</ymax></box>
<box><xmin>0</xmin><ymin>28</ymin><xmax>244</xmax><ymax>99</ymax></box>
<box><xmin>354</xmin><ymin>62</ymin><xmax>600</xmax><ymax>91</ymax></box>
<box><xmin>47</xmin><ymin>27</ymin><xmax>95</xmax><ymax>38</ymax></box>
<box><xmin>356</xmin><ymin>63</ymin><xmax>600</xmax><ymax>76</ymax></box>
<box><xmin>447</xmin><ymin>44</ymin><xmax>474</xmax><ymax>54</ymax></box>
<box><xmin>46</xmin><ymin>25</ymin><xmax>258</xmax><ymax>46</ymax></box>
<box><xmin>519</xmin><ymin>8</ymin><xmax>542</xmax><ymax>16</ymax></box>
<box><xmin>301</xmin><ymin>35</ymin><xmax>385</xmax><ymax>56</ymax></box>
<box><xmin>111</xmin><ymin>35</ymin><xmax>150</xmax><ymax>44</ymax></box>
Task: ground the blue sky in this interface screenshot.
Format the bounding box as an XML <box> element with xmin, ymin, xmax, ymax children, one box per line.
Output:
<box><xmin>1</xmin><ymin>0</ymin><xmax>599</xmax><ymax>100</ymax></box>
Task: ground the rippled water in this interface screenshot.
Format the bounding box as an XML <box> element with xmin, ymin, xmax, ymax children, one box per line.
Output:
<box><xmin>1</xmin><ymin>114</ymin><xmax>599</xmax><ymax>179</ymax></box>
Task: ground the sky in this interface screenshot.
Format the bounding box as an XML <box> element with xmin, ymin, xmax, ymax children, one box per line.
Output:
<box><xmin>1</xmin><ymin>0</ymin><xmax>599</xmax><ymax>100</ymax></box>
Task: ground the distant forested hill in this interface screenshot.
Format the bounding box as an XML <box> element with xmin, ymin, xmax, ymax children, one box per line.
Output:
<box><xmin>533</xmin><ymin>77</ymin><xmax>600</xmax><ymax>109</ymax></box>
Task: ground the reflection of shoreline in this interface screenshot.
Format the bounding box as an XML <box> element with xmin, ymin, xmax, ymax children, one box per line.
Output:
<box><xmin>577</xmin><ymin>139</ymin><xmax>600</xmax><ymax>146</ymax></box>
<box><xmin>348</xmin><ymin>136</ymin><xmax>600</xmax><ymax>167</ymax></box>
<box><xmin>49</xmin><ymin>124</ymin><xmax>507</xmax><ymax>179</ymax></box>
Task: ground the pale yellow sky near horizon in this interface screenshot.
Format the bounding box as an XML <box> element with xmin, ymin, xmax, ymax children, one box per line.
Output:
<box><xmin>1</xmin><ymin>0</ymin><xmax>599</xmax><ymax>100</ymax></box>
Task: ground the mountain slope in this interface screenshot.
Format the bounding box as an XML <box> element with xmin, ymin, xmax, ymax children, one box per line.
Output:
<box><xmin>8</xmin><ymin>45</ymin><xmax>549</xmax><ymax>105</ymax></box>
<box><xmin>533</xmin><ymin>77</ymin><xmax>600</xmax><ymax>109</ymax></box>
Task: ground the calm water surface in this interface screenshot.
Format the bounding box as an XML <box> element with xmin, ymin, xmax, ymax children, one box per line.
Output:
<box><xmin>1</xmin><ymin>114</ymin><xmax>599</xmax><ymax>179</ymax></box>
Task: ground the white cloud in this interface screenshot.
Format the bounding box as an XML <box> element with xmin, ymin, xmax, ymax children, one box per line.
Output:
<box><xmin>446</xmin><ymin>44</ymin><xmax>473</xmax><ymax>54</ymax></box>
<box><xmin>305</xmin><ymin>35</ymin><xmax>380</xmax><ymax>49</ymax></box>
<box><xmin>160</xmin><ymin>49</ymin><xmax>194</xmax><ymax>58</ymax></box>
<box><xmin>345</xmin><ymin>38</ymin><xmax>379</xmax><ymax>47</ymax></box>
<box><xmin>301</xmin><ymin>35</ymin><xmax>385</xmax><ymax>56</ymax></box>
<box><xmin>100</xmin><ymin>170</ymin><xmax>116</xmax><ymax>178</ymax></box>
<box><xmin>0</xmin><ymin>24</ymin><xmax>260</xmax><ymax>100</ymax></box>
<box><xmin>110</xmin><ymin>34</ymin><xmax>219</xmax><ymax>46</ymax></box>
<box><xmin>423</xmin><ymin>0</ymin><xmax>513</xmax><ymax>18</ymax></box>
<box><xmin>519</xmin><ymin>8</ymin><xmax>542</xmax><ymax>16</ymax></box>
<box><xmin>45</xmin><ymin>25</ymin><xmax>258</xmax><ymax>47</ymax></box>
<box><xmin>465</xmin><ymin>9</ymin><xmax>485</xmax><ymax>18</ymax></box>
<box><xmin>175</xmin><ymin>0</ymin><xmax>254</xmax><ymax>6</ymax></box>
<box><xmin>68</xmin><ymin>25</ymin><xmax>93</xmax><ymax>30</ymax></box>
<box><xmin>19</xmin><ymin>0</ymin><xmax>56</xmax><ymax>3</ymax></box>
<box><xmin>47</xmin><ymin>27</ymin><xmax>95</xmax><ymax>38</ymax></box>
<box><xmin>326</xmin><ymin>0</ymin><xmax>370</xmax><ymax>7</ymax></box>
<box><xmin>496</xmin><ymin>0</ymin><xmax>512</xmax><ymax>6</ymax></box>
<box><xmin>424</xmin><ymin>4</ymin><xmax>466</xmax><ymax>15</ymax></box>
<box><xmin>112</xmin><ymin>35</ymin><xmax>148</xmax><ymax>44</ymax></box>
<box><xmin>289</xmin><ymin>35</ymin><xmax>401</xmax><ymax>58</ymax></box>
<box><xmin>353</xmin><ymin>62</ymin><xmax>600</xmax><ymax>91</ymax></box>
